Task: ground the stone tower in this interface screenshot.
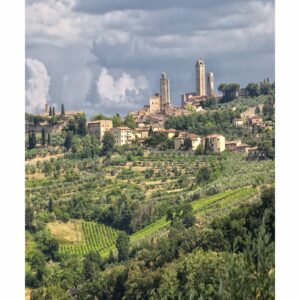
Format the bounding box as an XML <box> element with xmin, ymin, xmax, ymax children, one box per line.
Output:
<box><xmin>206</xmin><ymin>72</ymin><xmax>215</xmax><ymax>97</ymax></box>
<box><xmin>195</xmin><ymin>58</ymin><xmax>206</xmax><ymax>96</ymax></box>
<box><xmin>160</xmin><ymin>72</ymin><xmax>171</xmax><ymax>110</ymax></box>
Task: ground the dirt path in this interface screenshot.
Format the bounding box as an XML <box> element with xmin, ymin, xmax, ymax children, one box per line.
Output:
<box><xmin>25</xmin><ymin>153</ymin><xmax>64</xmax><ymax>165</ymax></box>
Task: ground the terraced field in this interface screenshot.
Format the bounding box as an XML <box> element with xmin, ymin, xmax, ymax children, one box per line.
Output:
<box><xmin>25</xmin><ymin>151</ymin><xmax>274</xmax><ymax>257</ymax></box>
<box><xmin>57</xmin><ymin>186</ymin><xmax>259</xmax><ymax>256</ymax></box>
<box><xmin>60</xmin><ymin>222</ymin><xmax>121</xmax><ymax>255</ymax></box>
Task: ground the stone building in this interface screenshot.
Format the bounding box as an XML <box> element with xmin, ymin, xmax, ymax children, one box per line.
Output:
<box><xmin>149</xmin><ymin>94</ymin><xmax>161</xmax><ymax>114</ymax></box>
<box><xmin>207</xmin><ymin>134</ymin><xmax>226</xmax><ymax>153</ymax></box>
<box><xmin>134</xmin><ymin>127</ymin><xmax>150</xmax><ymax>139</ymax></box>
<box><xmin>160</xmin><ymin>73</ymin><xmax>171</xmax><ymax>110</ymax></box>
<box><xmin>234</xmin><ymin>118</ymin><xmax>244</xmax><ymax>127</ymax></box>
<box><xmin>248</xmin><ymin>116</ymin><xmax>263</xmax><ymax>126</ymax></box>
<box><xmin>195</xmin><ymin>58</ymin><xmax>206</xmax><ymax>97</ymax></box>
<box><xmin>112</xmin><ymin>127</ymin><xmax>135</xmax><ymax>146</ymax></box>
<box><xmin>87</xmin><ymin>120</ymin><xmax>113</xmax><ymax>141</ymax></box>
<box><xmin>155</xmin><ymin>128</ymin><xmax>177</xmax><ymax>139</ymax></box>
<box><xmin>225</xmin><ymin>140</ymin><xmax>242</xmax><ymax>151</ymax></box>
<box><xmin>174</xmin><ymin>132</ymin><xmax>204</xmax><ymax>151</ymax></box>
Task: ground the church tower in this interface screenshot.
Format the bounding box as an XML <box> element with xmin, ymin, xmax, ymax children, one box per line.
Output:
<box><xmin>160</xmin><ymin>72</ymin><xmax>171</xmax><ymax>111</ymax></box>
<box><xmin>195</xmin><ymin>58</ymin><xmax>206</xmax><ymax>96</ymax></box>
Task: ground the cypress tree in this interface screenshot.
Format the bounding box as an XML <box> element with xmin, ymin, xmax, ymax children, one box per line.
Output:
<box><xmin>52</xmin><ymin>106</ymin><xmax>55</xmax><ymax>116</ymax></box>
<box><xmin>148</xmin><ymin>126</ymin><xmax>154</xmax><ymax>137</ymax></box>
<box><xmin>41</xmin><ymin>128</ymin><xmax>46</xmax><ymax>146</ymax></box>
<box><xmin>61</xmin><ymin>104</ymin><xmax>65</xmax><ymax>116</ymax></box>
<box><xmin>64</xmin><ymin>132</ymin><xmax>73</xmax><ymax>150</ymax></box>
<box><xmin>28</xmin><ymin>131</ymin><xmax>36</xmax><ymax>149</ymax></box>
<box><xmin>48</xmin><ymin>199</ymin><xmax>53</xmax><ymax>213</ymax></box>
<box><xmin>49</xmin><ymin>107</ymin><xmax>52</xmax><ymax>116</ymax></box>
<box><xmin>47</xmin><ymin>132</ymin><xmax>51</xmax><ymax>145</ymax></box>
<box><xmin>116</xmin><ymin>232</ymin><xmax>130</xmax><ymax>261</ymax></box>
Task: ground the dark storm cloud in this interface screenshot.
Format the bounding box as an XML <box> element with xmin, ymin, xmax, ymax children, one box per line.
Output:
<box><xmin>26</xmin><ymin>0</ymin><xmax>275</xmax><ymax>114</ymax></box>
<box><xmin>74</xmin><ymin>0</ymin><xmax>273</xmax><ymax>14</ymax></box>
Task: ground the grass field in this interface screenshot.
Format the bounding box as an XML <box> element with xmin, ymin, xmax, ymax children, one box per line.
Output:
<box><xmin>47</xmin><ymin>220</ymin><xmax>83</xmax><ymax>243</ymax></box>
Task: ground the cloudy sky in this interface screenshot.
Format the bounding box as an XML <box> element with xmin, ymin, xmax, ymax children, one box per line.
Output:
<box><xmin>25</xmin><ymin>0</ymin><xmax>275</xmax><ymax>116</ymax></box>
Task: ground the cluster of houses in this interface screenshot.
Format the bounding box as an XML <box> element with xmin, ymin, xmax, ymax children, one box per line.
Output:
<box><xmin>25</xmin><ymin>110</ymin><xmax>83</xmax><ymax>133</ymax></box>
<box><xmin>87</xmin><ymin>119</ymin><xmax>258</xmax><ymax>155</ymax></box>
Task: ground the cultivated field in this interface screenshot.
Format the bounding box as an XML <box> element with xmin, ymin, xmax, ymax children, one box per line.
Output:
<box><xmin>26</xmin><ymin>151</ymin><xmax>274</xmax><ymax>257</ymax></box>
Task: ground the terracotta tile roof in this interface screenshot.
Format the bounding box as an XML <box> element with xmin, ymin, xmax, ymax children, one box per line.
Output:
<box><xmin>88</xmin><ymin>120</ymin><xmax>112</xmax><ymax>124</ymax></box>
<box><xmin>157</xmin><ymin>129</ymin><xmax>177</xmax><ymax>133</ymax></box>
<box><xmin>207</xmin><ymin>134</ymin><xmax>224</xmax><ymax>139</ymax></box>
<box><xmin>247</xmin><ymin>146</ymin><xmax>259</xmax><ymax>151</ymax></box>
<box><xmin>236</xmin><ymin>143</ymin><xmax>250</xmax><ymax>148</ymax></box>
<box><xmin>226</xmin><ymin>140</ymin><xmax>241</xmax><ymax>145</ymax></box>
<box><xmin>114</xmin><ymin>127</ymin><xmax>132</xmax><ymax>130</ymax></box>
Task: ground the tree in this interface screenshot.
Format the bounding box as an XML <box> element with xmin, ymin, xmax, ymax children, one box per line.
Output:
<box><xmin>260</xmin><ymin>80</ymin><xmax>274</xmax><ymax>95</ymax></box>
<box><xmin>116</xmin><ymin>232</ymin><xmax>130</xmax><ymax>261</ymax></box>
<box><xmin>166</xmin><ymin>203</ymin><xmax>195</xmax><ymax>228</ymax></box>
<box><xmin>49</xmin><ymin>107</ymin><xmax>52</xmax><ymax>116</ymax></box>
<box><xmin>148</xmin><ymin>126</ymin><xmax>154</xmax><ymax>137</ymax></box>
<box><xmin>77</xmin><ymin>114</ymin><xmax>87</xmax><ymax>136</ymax></box>
<box><xmin>204</xmin><ymin>137</ymin><xmax>213</xmax><ymax>155</ymax></box>
<box><xmin>91</xmin><ymin>113</ymin><xmax>108</xmax><ymax>121</ymax></box>
<box><xmin>83</xmin><ymin>251</ymin><xmax>104</xmax><ymax>280</ymax></box>
<box><xmin>196</xmin><ymin>165</ymin><xmax>212</xmax><ymax>184</ymax></box>
<box><xmin>124</xmin><ymin>114</ymin><xmax>136</xmax><ymax>129</ymax></box>
<box><xmin>102</xmin><ymin>131</ymin><xmax>115</xmax><ymax>155</ymax></box>
<box><xmin>246</xmin><ymin>83</ymin><xmax>260</xmax><ymax>97</ymax></box>
<box><xmin>28</xmin><ymin>131</ymin><xmax>36</xmax><ymax>149</ymax></box>
<box><xmin>263</xmin><ymin>101</ymin><xmax>275</xmax><ymax>119</ymax></box>
<box><xmin>195</xmin><ymin>144</ymin><xmax>204</xmax><ymax>155</ymax></box>
<box><xmin>218</xmin><ymin>83</ymin><xmax>240</xmax><ymax>103</ymax></box>
<box><xmin>255</xmin><ymin>106</ymin><xmax>261</xmax><ymax>114</ymax></box>
<box><xmin>183</xmin><ymin>138</ymin><xmax>192</xmax><ymax>151</ymax></box>
<box><xmin>112</xmin><ymin>113</ymin><xmax>122</xmax><ymax>127</ymax></box>
<box><xmin>52</xmin><ymin>106</ymin><xmax>55</xmax><ymax>116</ymax></box>
<box><xmin>47</xmin><ymin>132</ymin><xmax>51</xmax><ymax>145</ymax></box>
<box><xmin>64</xmin><ymin>132</ymin><xmax>73</xmax><ymax>150</ymax></box>
<box><xmin>48</xmin><ymin>199</ymin><xmax>53</xmax><ymax>213</ymax></box>
<box><xmin>108</xmin><ymin>250</ymin><xmax>116</xmax><ymax>264</ymax></box>
<box><xmin>41</xmin><ymin>128</ymin><xmax>46</xmax><ymax>146</ymax></box>
<box><xmin>61</xmin><ymin>104</ymin><xmax>65</xmax><ymax>115</ymax></box>
<box><xmin>25</xmin><ymin>205</ymin><xmax>35</xmax><ymax>231</ymax></box>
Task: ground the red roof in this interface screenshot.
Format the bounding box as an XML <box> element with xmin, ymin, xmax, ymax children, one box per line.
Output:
<box><xmin>207</xmin><ymin>134</ymin><xmax>224</xmax><ymax>139</ymax></box>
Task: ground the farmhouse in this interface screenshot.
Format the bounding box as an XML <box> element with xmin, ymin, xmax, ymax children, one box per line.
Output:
<box><xmin>234</xmin><ymin>118</ymin><xmax>244</xmax><ymax>126</ymax></box>
<box><xmin>225</xmin><ymin>140</ymin><xmax>242</xmax><ymax>151</ymax></box>
<box><xmin>134</xmin><ymin>127</ymin><xmax>150</xmax><ymax>139</ymax></box>
<box><xmin>156</xmin><ymin>128</ymin><xmax>177</xmax><ymax>139</ymax></box>
<box><xmin>112</xmin><ymin>127</ymin><xmax>135</xmax><ymax>146</ymax></box>
<box><xmin>87</xmin><ymin>120</ymin><xmax>113</xmax><ymax>141</ymax></box>
<box><xmin>234</xmin><ymin>143</ymin><xmax>251</xmax><ymax>153</ymax></box>
<box><xmin>174</xmin><ymin>132</ymin><xmax>203</xmax><ymax>151</ymax></box>
<box><xmin>207</xmin><ymin>134</ymin><xmax>226</xmax><ymax>153</ymax></box>
<box><xmin>249</xmin><ymin>116</ymin><xmax>263</xmax><ymax>126</ymax></box>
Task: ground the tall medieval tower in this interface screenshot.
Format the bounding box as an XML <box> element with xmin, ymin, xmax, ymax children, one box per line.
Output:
<box><xmin>195</xmin><ymin>59</ymin><xmax>206</xmax><ymax>96</ymax></box>
<box><xmin>160</xmin><ymin>72</ymin><xmax>171</xmax><ymax>110</ymax></box>
<box><xmin>206</xmin><ymin>72</ymin><xmax>215</xmax><ymax>97</ymax></box>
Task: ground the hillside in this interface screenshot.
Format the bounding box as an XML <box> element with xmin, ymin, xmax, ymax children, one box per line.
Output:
<box><xmin>26</xmin><ymin>143</ymin><xmax>275</xmax><ymax>299</ymax></box>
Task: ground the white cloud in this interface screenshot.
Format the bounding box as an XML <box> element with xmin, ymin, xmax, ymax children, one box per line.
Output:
<box><xmin>25</xmin><ymin>58</ymin><xmax>50</xmax><ymax>113</ymax></box>
<box><xmin>97</xmin><ymin>68</ymin><xmax>148</xmax><ymax>105</ymax></box>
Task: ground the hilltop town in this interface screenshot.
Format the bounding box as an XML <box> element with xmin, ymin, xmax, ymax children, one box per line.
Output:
<box><xmin>25</xmin><ymin>58</ymin><xmax>274</xmax><ymax>161</ymax></box>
